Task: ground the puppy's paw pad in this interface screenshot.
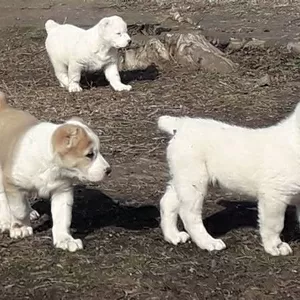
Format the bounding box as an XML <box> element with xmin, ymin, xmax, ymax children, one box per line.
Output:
<box><xmin>164</xmin><ymin>231</ymin><xmax>190</xmax><ymax>245</ymax></box>
<box><xmin>10</xmin><ymin>226</ymin><xmax>33</xmax><ymax>239</ymax></box>
<box><xmin>30</xmin><ymin>210</ymin><xmax>40</xmax><ymax>221</ymax></box>
<box><xmin>265</xmin><ymin>242</ymin><xmax>292</xmax><ymax>256</ymax></box>
<box><xmin>203</xmin><ymin>238</ymin><xmax>226</xmax><ymax>252</ymax></box>
<box><xmin>68</xmin><ymin>84</ymin><xmax>82</xmax><ymax>93</ymax></box>
<box><xmin>55</xmin><ymin>237</ymin><xmax>83</xmax><ymax>252</ymax></box>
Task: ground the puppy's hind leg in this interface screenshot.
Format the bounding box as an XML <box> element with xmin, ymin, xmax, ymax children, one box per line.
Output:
<box><xmin>68</xmin><ymin>62</ymin><xmax>83</xmax><ymax>93</ymax></box>
<box><xmin>258</xmin><ymin>194</ymin><xmax>292</xmax><ymax>256</ymax></box>
<box><xmin>0</xmin><ymin>166</ymin><xmax>12</xmax><ymax>233</ymax></box>
<box><xmin>0</xmin><ymin>190</ymin><xmax>11</xmax><ymax>233</ymax></box>
<box><xmin>6</xmin><ymin>188</ymin><xmax>33</xmax><ymax>239</ymax></box>
<box><xmin>160</xmin><ymin>183</ymin><xmax>190</xmax><ymax>245</ymax></box>
<box><xmin>174</xmin><ymin>164</ymin><xmax>226</xmax><ymax>252</ymax></box>
<box><xmin>51</xmin><ymin>60</ymin><xmax>69</xmax><ymax>89</ymax></box>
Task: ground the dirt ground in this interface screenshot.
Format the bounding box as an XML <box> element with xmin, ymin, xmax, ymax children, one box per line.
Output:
<box><xmin>1</xmin><ymin>0</ymin><xmax>300</xmax><ymax>299</ymax></box>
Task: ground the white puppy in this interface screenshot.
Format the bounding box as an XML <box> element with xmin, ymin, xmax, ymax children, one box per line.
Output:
<box><xmin>45</xmin><ymin>16</ymin><xmax>132</xmax><ymax>93</ymax></box>
<box><xmin>158</xmin><ymin>104</ymin><xmax>300</xmax><ymax>256</ymax></box>
<box><xmin>0</xmin><ymin>92</ymin><xmax>111</xmax><ymax>252</ymax></box>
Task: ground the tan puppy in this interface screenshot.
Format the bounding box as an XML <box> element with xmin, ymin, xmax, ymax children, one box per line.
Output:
<box><xmin>0</xmin><ymin>92</ymin><xmax>111</xmax><ymax>251</ymax></box>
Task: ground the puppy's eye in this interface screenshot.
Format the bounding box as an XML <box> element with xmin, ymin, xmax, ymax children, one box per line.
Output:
<box><xmin>86</xmin><ymin>151</ymin><xmax>94</xmax><ymax>160</ymax></box>
<box><xmin>116</xmin><ymin>32</ymin><xmax>121</xmax><ymax>35</ymax></box>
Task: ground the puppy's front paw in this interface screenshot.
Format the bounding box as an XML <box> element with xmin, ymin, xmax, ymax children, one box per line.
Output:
<box><xmin>54</xmin><ymin>235</ymin><xmax>83</xmax><ymax>252</ymax></box>
<box><xmin>164</xmin><ymin>230</ymin><xmax>190</xmax><ymax>245</ymax></box>
<box><xmin>30</xmin><ymin>209</ymin><xmax>40</xmax><ymax>221</ymax></box>
<box><xmin>113</xmin><ymin>84</ymin><xmax>132</xmax><ymax>92</ymax></box>
<box><xmin>0</xmin><ymin>218</ymin><xmax>11</xmax><ymax>233</ymax></box>
<box><xmin>196</xmin><ymin>236</ymin><xmax>226</xmax><ymax>252</ymax></box>
<box><xmin>264</xmin><ymin>242</ymin><xmax>292</xmax><ymax>256</ymax></box>
<box><xmin>10</xmin><ymin>225</ymin><xmax>33</xmax><ymax>239</ymax></box>
<box><xmin>205</xmin><ymin>238</ymin><xmax>226</xmax><ymax>251</ymax></box>
<box><xmin>68</xmin><ymin>83</ymin><xmax>82</xmax><ymax>93</ymax></box>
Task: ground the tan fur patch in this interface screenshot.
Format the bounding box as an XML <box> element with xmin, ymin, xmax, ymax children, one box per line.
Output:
<box><xmin>52</xmin><ymin>124</ymin><xmax>94</xmax><ymax>171</ymax></box>
<box><xmin>0</xmin><ymin>96</ymin><xmax>39</xmax><ymax>184</ymax></box>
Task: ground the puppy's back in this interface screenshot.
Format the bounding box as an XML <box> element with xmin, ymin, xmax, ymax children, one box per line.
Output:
<box><xmin>45</xmin><ymin>20</ymin><xmax>86</xmax><ymax>59</ymax></box>
<box><xmin>0</xmin><ymin>93</ymin><xmax>39</xmax><ymax>173</ymax></box>
<box><xmin>45</xmin><ymin>20</ymin><xmax>85</xmax><ymax>37</ymax></box>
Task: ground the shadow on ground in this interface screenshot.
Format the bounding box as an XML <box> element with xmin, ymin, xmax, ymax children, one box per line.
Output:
<box><xmin>205</xmin><ymin>199</ymin><xmax>300</xmax><ymax>243</ymax></box>
<box><xmin>32</xmin><ymin>185</ymin><xmax>160</xmax><ymax>236</ymax></box>
<box><xmin>32</xmin><ymin>188</ymin><xmax>300</xmax><ymax>244</ymax></box>
<box><xmin>80</xmin><ymin>65</ymin><xmax>159</xmax><ymax>89</ymax></box>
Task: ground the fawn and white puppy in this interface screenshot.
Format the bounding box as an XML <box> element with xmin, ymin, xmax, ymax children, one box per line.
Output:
<box><xmin>45</xmin><ymin>16</ymin><xmax>132</xmax><ymax>93</ymax></box>
<box><xmin>0</xmin><ymin>92</ymin><xmax>111</xmax><ymax>252</ymax></box>
<box><xmin>159</xmin><ymin>104</ymin><xmax>300</xmax><ymax>256</ymax></box>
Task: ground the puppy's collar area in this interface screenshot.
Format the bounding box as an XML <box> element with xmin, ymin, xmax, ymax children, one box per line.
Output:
<box><xmin>87</xmin><ymin>26</ymin><xmax>113</xmax><ymax>54</ymax></box>
<box><xmin>60</xmin><ymin>167</ymin><xmax>91</xmax><ymax>184</ymax></box>
<box><xmin>59</xmin><ymin>168</ymin><xmax>81</xmax><ymax>181</ymax></box>
<box><xmin>43</xmin><ymin>158</ymin><xmax>80</xmax><ymax>185</ymax></box>
<box><xmin>51</xmin><ymin>154</ymin><xmax>77</xmax><ymax>177</ymax></box>
<box><xmin>92</xmin><ymin>42</ymin><xmax>115</xmax><ymax>56</ymax></box>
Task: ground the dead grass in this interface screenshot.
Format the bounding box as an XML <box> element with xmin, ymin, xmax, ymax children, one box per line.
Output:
<box><xmin>1</xmin><ymin>16</ymin><xmax>300</xmax><ymax>300</ymax></box>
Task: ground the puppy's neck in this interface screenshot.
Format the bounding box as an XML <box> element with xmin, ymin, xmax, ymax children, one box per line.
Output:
<box><xmin>33</xmin><ymin>124</ymin><xmax>60</xmax><ymax>165</ymax></box>
<box><xmin>87</xmin><ymin>25</ymin><xmax>113</xmax><ymax>54</ymax></box>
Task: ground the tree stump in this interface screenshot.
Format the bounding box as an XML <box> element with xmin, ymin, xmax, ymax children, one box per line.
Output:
<box><xmin>162</xmin><ymin>32</ymin><xmax>237</xmax><ymax>73</ymax></box>
<box><xmin>119</xmin><ymin>31</ymin><xmax>237</xmax><ymax>74</ymax></box>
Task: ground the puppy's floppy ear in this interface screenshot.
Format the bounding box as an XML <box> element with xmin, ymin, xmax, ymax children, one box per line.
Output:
<box><xmin>52</xmin><ymin>124</ymin><xmax>83</xmax><ymax>155</ymax></box>
<box><xmin>99</xmin><ymin>17</ymin><xmax>110</xmax><ymax>29</ymax></box>
<box><xmin>69</xmin><ymin>116</ymin><xmax>87</xmax><ymax>125</ymax></box>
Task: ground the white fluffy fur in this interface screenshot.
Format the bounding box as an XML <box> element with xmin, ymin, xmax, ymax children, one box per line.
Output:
<box><xmin>158</xmin><ymin>104</ymin><xmax>300</xmax><ymax>256</ymax></box>
<box><xmin>45</xmin><ymin>16</ymin><xmax>132</xmax><ymax>93</ymax></box>
<box><xmin>0</xmin><ymin>120</ymin><xmax>110</xmax><ymax>252</ymax></box>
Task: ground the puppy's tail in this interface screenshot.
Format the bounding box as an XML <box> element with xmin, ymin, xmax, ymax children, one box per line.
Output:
<box><xmin>45</xmin><ymin>19</ymin><xmax>59</xmax><ymax>34</ymax></box>
<box><xmin>158</xmin><ymin>116</ymin><xmax>186</xmax><ymax>135</ymax></box>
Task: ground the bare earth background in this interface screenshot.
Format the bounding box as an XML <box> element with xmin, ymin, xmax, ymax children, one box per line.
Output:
<box><xmin>1</xmin><ymin>0</ymin><xmax>300</xmax><ymax>299</ymax></box>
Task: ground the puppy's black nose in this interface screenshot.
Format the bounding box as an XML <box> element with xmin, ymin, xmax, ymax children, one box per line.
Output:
<box><xmin>128</xmin><ymin>39</ymin><xmax>132</xmax><ymax>46</ymax></box>
<box><xmin>105</xmin><ymin>167</ymin><xmax>112</xmax><ymax>176</ymax></box>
